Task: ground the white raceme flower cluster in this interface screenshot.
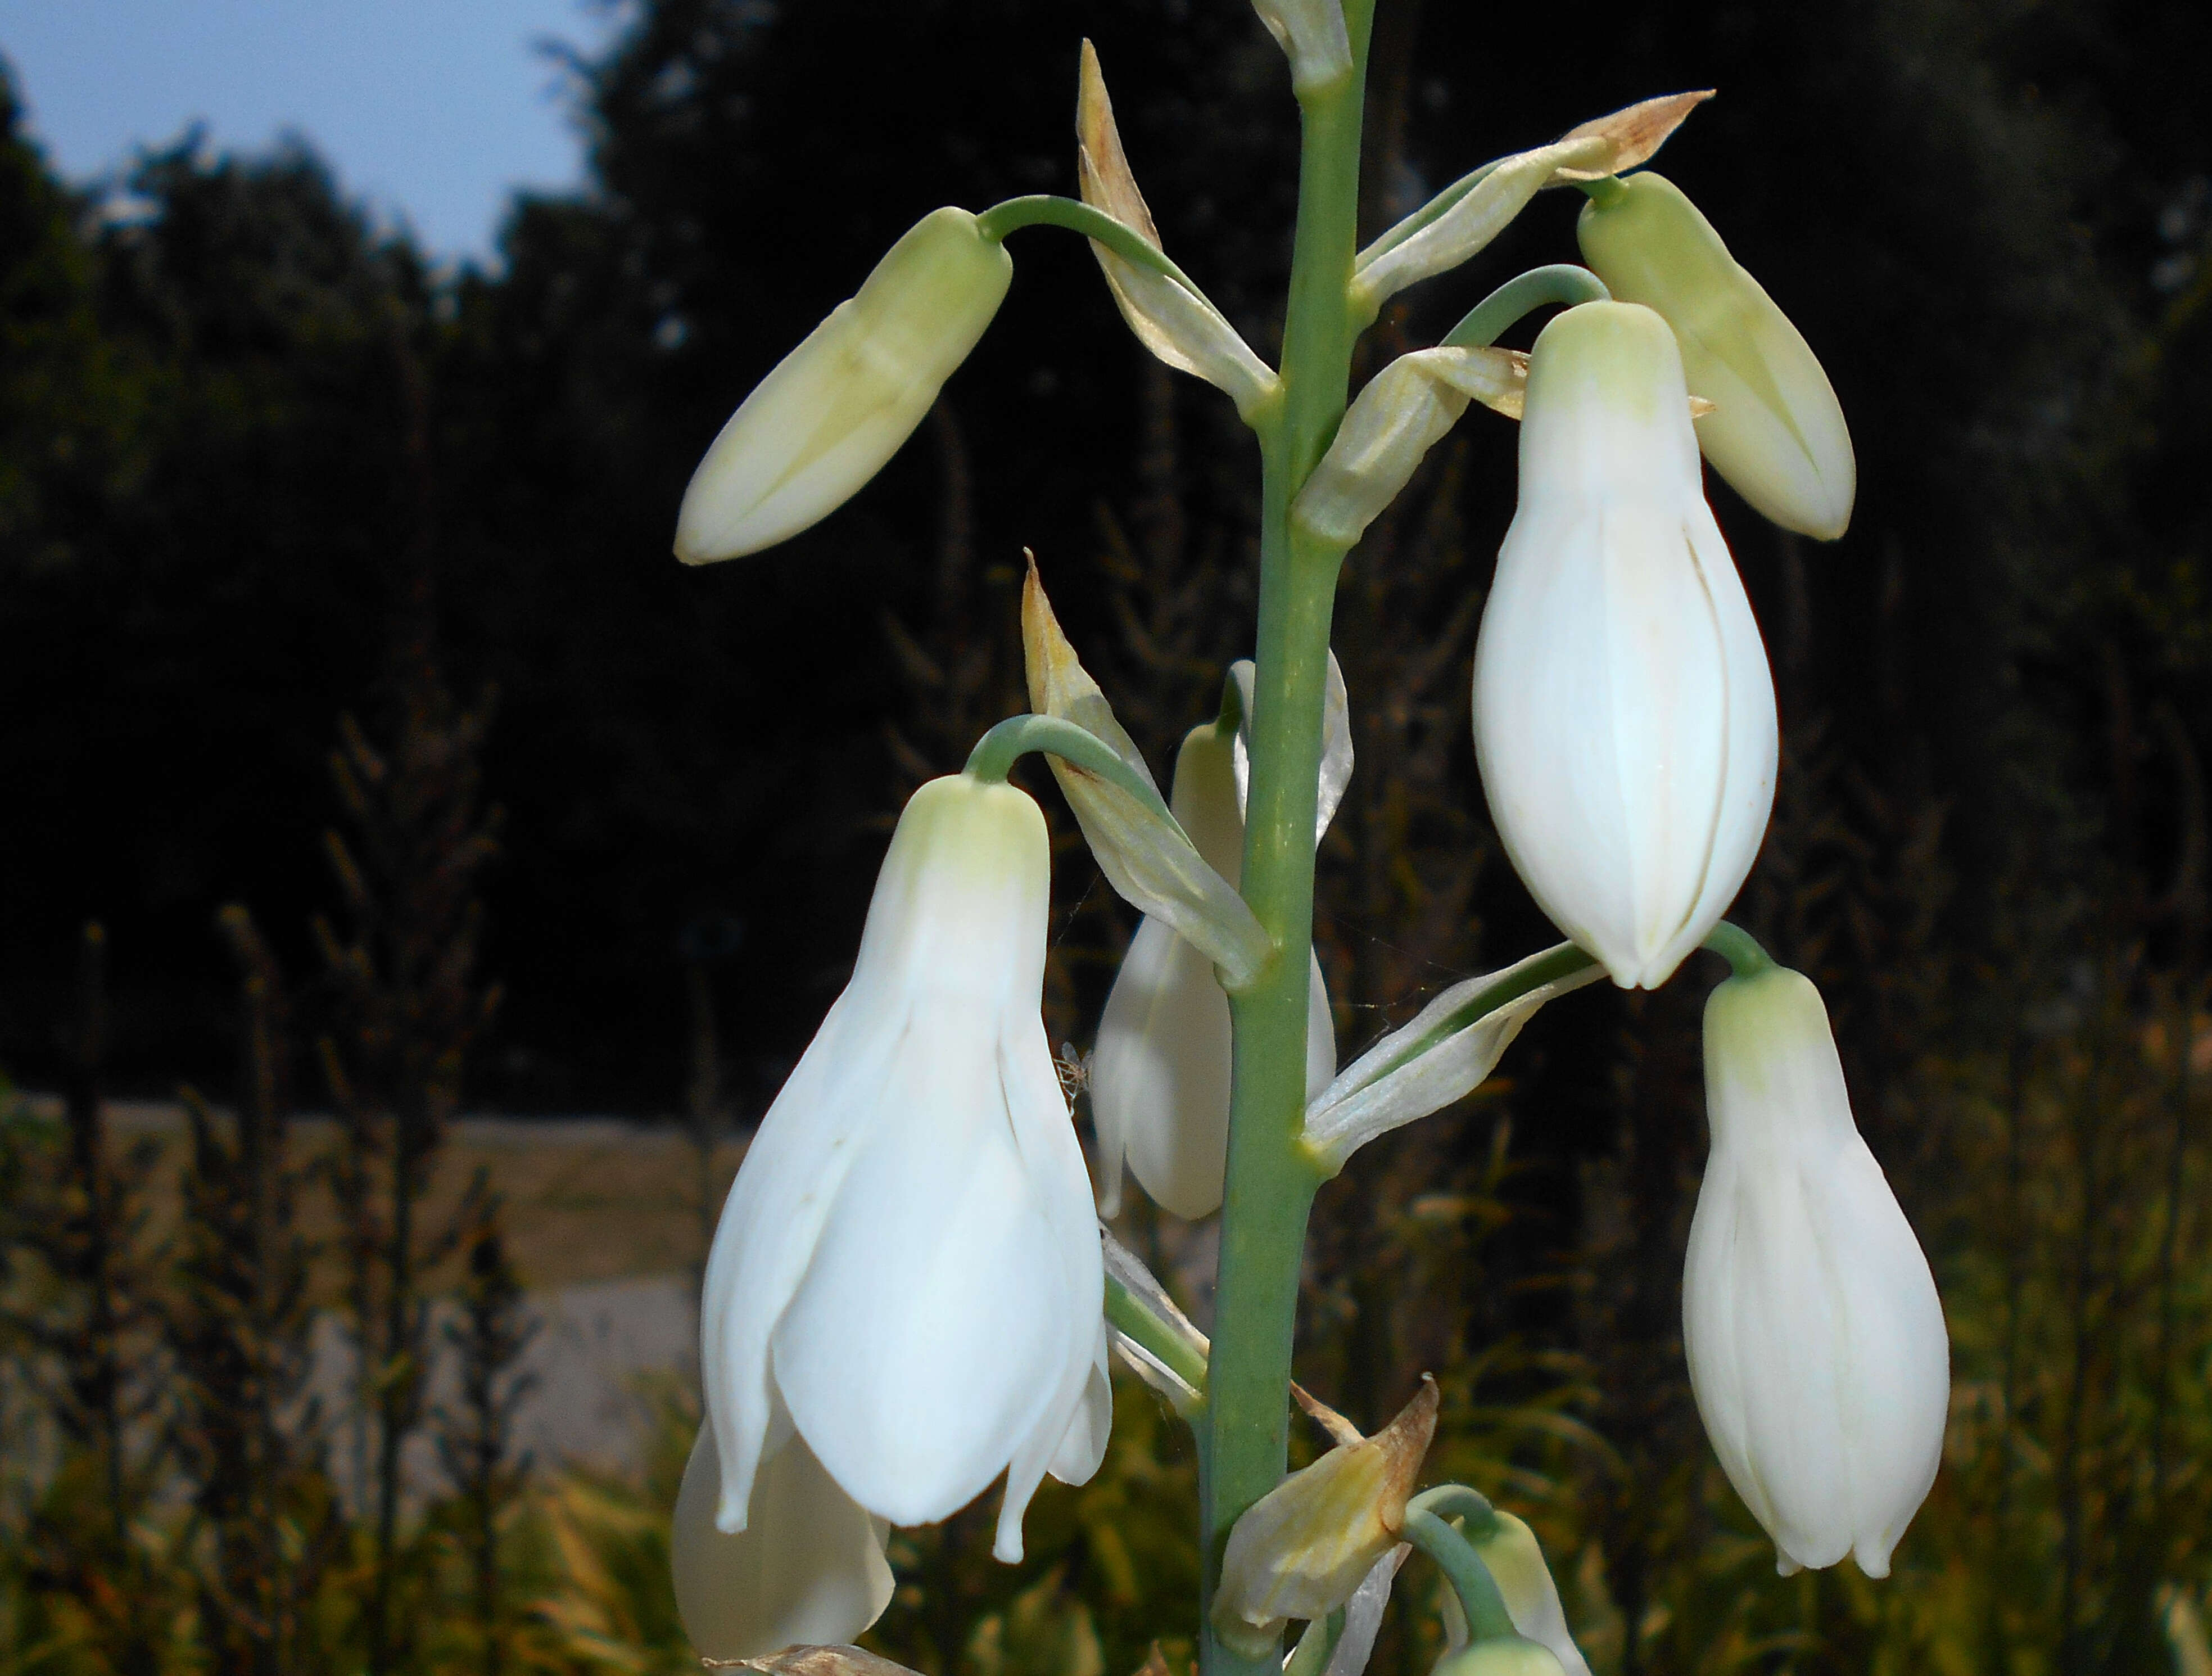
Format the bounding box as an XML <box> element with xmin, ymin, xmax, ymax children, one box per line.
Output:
<box><xmin>661</xmin><ymin>51</ymin><xmax>1931</xmax><ymax>1659</ymax></box>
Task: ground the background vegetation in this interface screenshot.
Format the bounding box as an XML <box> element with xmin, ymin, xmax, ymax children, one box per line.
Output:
<box><xmin>4</xmin><ymin>0</ymin><xmax>2212</xmax><ymax>1670</ymax></box>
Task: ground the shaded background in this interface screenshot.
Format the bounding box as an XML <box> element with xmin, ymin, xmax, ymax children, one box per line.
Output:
<box><xmin>7</xmin><ymin>0</ymin><xmax>2208</xmax><ymax>1113</ymax></box>
<box><xmin>4</xmin><ymin>0</ymin><xmax>2212</xmax><ymax>1672</ymax></box>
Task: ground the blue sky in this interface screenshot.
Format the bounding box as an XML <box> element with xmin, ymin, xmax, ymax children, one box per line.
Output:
<box><xmin>0</xmin><ymin>0</ymin><xmax>627</xmax><ymax>264</ymax></box>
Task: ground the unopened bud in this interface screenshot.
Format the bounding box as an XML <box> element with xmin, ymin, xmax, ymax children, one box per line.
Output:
<box><xmin>675</xmin><ymin>207</ymin><xmax>1011</xmax><ymax>562</ymax></box>
<box><xmin>1465</xmin><ymin>1516</ymin><xmax>1590</xmax><ymax>1676</ymax></box>
<box><xmin>1689</xmin><ymin>964</ymin><xmax>1948</xmax><ymax>1577</ymax></box>
<box><xmin>1213</xmin><ymin>1379</ymin><xmax>1439</xmax><ymax>1657</ymax></box>
<box><xmin>1577</xmin><ymin>173</ymin><xmax>1854</xmax><ymax>540</ymax></box>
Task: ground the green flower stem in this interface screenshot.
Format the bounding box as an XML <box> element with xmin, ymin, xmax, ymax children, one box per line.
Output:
<box><xmin>1202</xmin><ymin>6</ymin><xmax>1375</xmax><ymax>1674</ymax></box>
<box><xmin>963</xmin><ymin>713</ymin><xmax>1178</xmax><ymax>828</ymax></box>
<box><xmin>976</xmin><ymin>195</ymin><xmax>1210</xmax><ymax>297</ymax></box>
<box><xmin>1400</xmin><ymin>1506</ymin><xmax>1517</xmax><ymax>1645</ymax></box>
<box><xmin>1442</xmin><ymin>265</ymin><xmax>1611</xmax><ymax>349</ymax></box>
<box><xmin>1105</xmin><ymin>1272</ymin><xmax>1209</xmax><ymax>1398</ymax></box>
<box><xmin>1703</xmin><ymin>919</ymin><xmax>1777</xmax><ymax>979</ymax></box>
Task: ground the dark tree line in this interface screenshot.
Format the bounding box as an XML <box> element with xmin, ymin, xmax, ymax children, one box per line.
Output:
<box><xmin>0</xmin><ymin>0</ymin><xmax>2205</xmax><ymax>1118</ymax></box>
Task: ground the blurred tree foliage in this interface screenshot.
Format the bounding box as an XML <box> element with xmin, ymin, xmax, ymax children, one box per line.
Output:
<box><xmin>0</xmin><ymin>0</ymin><xmax>2202</xmax><ymax>1109</ymax></box>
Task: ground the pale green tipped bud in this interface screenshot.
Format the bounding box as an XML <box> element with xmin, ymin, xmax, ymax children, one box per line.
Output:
<box><xmin>1690</xmin><ymin>966</ymin><xmax>1948</xmax><ymax>1578</ymax></box>
<box><xmin>1465</xmin><ymin>1516</ymin><xmax>1590</xmax><ymax>1676</ymax></box>
<box><xmin>1577</xmin><ymin>173</ymin><xmax>1854</xmax><ymax>540</ymax></box>
<box><xmin>1432</xmin><ymin>1638</ymin><xmax>1568</xmax><ymax>1676</ymax></box>
<box><xmin>1213</xmin><ymin>1379</ymin><xmax>1438</xmax><ymax>1659</ymax></box>
<box><xmin>674</xmin><ymin>207</ymin><xmax>1012</xmax><ymax>563</ymax></box>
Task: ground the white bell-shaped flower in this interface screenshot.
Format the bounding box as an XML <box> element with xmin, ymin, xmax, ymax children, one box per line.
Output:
<box><xmin>671</xmin><ymin>1416</ymin><xmax>893</xmax><ymax>1660</ymax></box>
<box><xmin>1685</xmin><ymin>964</ymin><xmax>1949</xmax><ymax>1577</ymax></box>
<box><xmin>675</xmin><ymin>207</ymin><xmax>1012</xmax><ymax>562</ymax></box>
<box><xmin>1090</xmin><ymin>721</ymin><xmax>1335</xmax><ymax>1219</ymax></box>
<box><xmin>1577</xmin><ymin>173</ymin><xmax>1855</xmax><ymax>541</ymax></box>
<box><xmin>700</xmin><ymin>774</ymin><xmax>1109</xmax><ymax>1567</ymax></box>
<box><xmin>1472</xmin><ymin>301</ymin><xmax>1777</xmax><ymax>990</ymax></box>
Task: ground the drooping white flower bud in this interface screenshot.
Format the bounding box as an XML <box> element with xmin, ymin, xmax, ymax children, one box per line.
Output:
<box><xmin>671</xmin><ymin>1418</ymin><xmax>892</xmax><ymax>1661</ymax></box>
<box><xmin>1686</xmin><ymin>964</ymin><xmax>1949</xmax><ymax>1577</ymax></box>
<box><xmin>675</xmin><ymin>208</ymin><xmax>1012</xmax><ymax>562</ymax></box>
<box><xmin>700</xmin><ymin>775</ymin><xmax>1108</xmax><ymax>1567</ymax></box>
<box><xmin>1577</xmin><ymin>173</ymin><xmax>1855</xmax><ymax>540</ymax></box>
<box><xmin>1091</xmin><ymin>721</ymin><xmax>1336</xmax><ymax>1218</ymax></box>
<box><xmin>1471</xmin><ymin>301</ymin><xmax>1777</xmax><ymax>990</ymax></box>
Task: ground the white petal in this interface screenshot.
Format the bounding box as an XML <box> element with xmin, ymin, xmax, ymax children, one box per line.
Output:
<box><xmin>1096</xmin><ymin>930</ymin><xmax>1333</xmax><ymax>1220</ymax></box>
<box><xmin>1048</xmin><ymin>1324</ymin><xmax>1115</xmax><ymax>1486</ymax></box>
<box><xmin>672</xmin><ymin>1421</ymin><xmax>893</xmax><ymax>1661</ymax></box>
<box><xmin>1092</xmin><ymin>719</ymin><xmax>1335</xmax><ymax>1221</ymax></box>
<box><xmin>772</xmin><ymin>1001</ymin><xmax>1077</xmax><ymax>1526</ymax></box>
<box><xmin>700</xmin><ymin>988</ymin><xmax>889</xmax><ymax>1531</ymax></box>
<box><xmin>1097</xmin><ymin>914</ymin><xmax>1231</xmax><ymax>1219</ymax></box>
<box><xmin>1822</xmin><ymin>1140</ymin><xmax>1948</xmax><ymax>1575</ymax></box>
<box><xmin>993</xmin><ymin>1024</ymin><xmax>1111</xmax><ymax>1561</ymax></box>
<box><xmin>1228</xmin><ymin>653</ymin><xmax>1356</xmax><ymax>844</ymax></box>
<box><xmin>1323</xmin><ymin>1546</ymin><xmax>1408</xmax><ymax>1676</ymax></box>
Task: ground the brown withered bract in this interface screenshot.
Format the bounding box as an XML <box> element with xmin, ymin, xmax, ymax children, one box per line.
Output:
<box><xmin>1211</xmin><ymin>1376</ymin><xmax>1441</xmax><ymax>1656</ymax></box>
<box><xmin>1550</xmin><ymin>91</ymin><xmax>1716</xmax><ymax>184</ymax></box>
<box><xmin>706</xmin><ymin>1645</ymin><xmax>923</xmax><ymax>1676</ymax></box>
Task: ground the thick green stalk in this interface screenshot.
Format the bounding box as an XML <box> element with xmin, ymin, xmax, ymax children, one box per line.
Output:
<box><xmin>1201</xmin><ymin>10</ymin><xmax>1373</xmax><ymax>1674</ymax></box>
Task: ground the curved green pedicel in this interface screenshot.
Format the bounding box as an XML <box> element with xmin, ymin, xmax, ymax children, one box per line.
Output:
<box><xmin>1444</xmin><ymin>265</ymin><xmax>1612</xmax><ymax>350</ymax></box>
<box><xmin>976</xmin><ymin>194</ymin><xmax>1210</xmax><ymax>299</ymax></box>
<box><xmin>1703</xmin><ymin>919</ymin><xmax>1778</xmax><ymax>980</ymax></box>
